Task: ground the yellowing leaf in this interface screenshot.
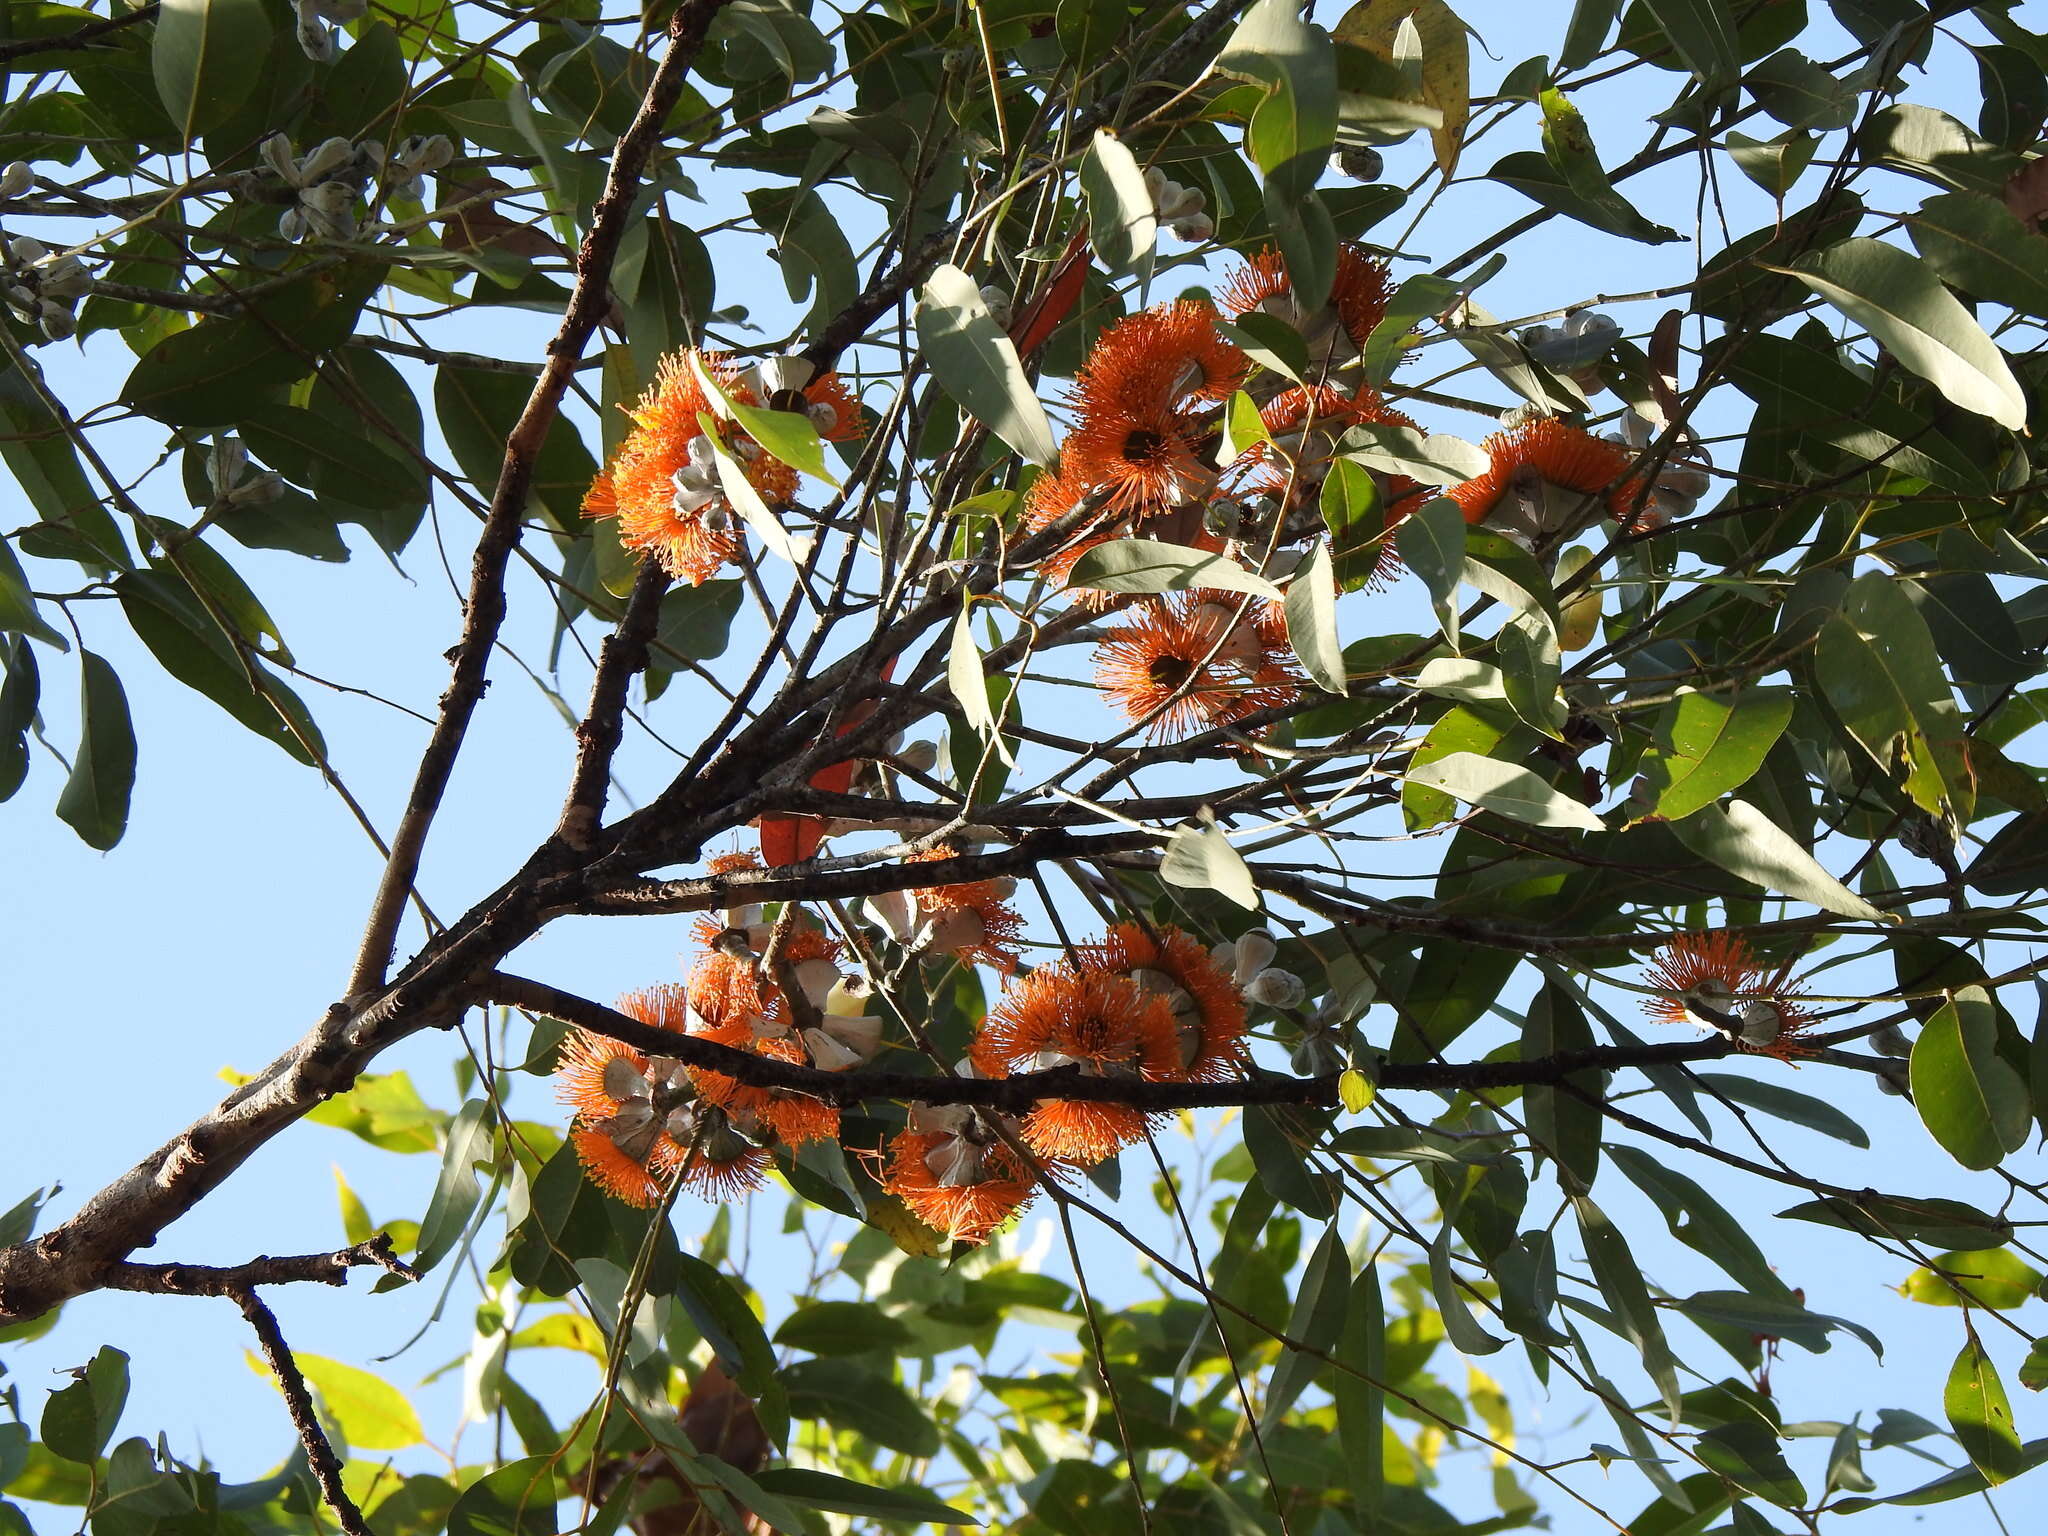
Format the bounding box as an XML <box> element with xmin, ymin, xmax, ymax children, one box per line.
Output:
<box><xmin>1335</xmin><ymin>0</ymin><xmax>1469</xmax><ymax>175</ymax></box>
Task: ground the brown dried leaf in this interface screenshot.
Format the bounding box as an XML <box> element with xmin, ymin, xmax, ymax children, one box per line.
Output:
<box><xmin>1335</xmin><ymin>0</ymin><xmax>1470</xmax><ymax>178</ymax></box>
<box><xmin>435</xmin><ymin>175</ymin><xmax>566</xmax><ymax>261</ymax></box>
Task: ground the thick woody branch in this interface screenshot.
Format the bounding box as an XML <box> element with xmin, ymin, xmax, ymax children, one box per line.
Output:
<box><xmin>344</xmin><ymin>0</ymin><xmax>734</xmax><ymax>999</ymax></box>
<box><xmin>99</xmin><ymin>1234</ymin><xmax>420</xmax><ymax>1297</ymax></box>
<box><xmin>235</xmin><ymin>1287</ymin><xmax>371</xmax><ymax>1536</ymax></box>
<box><xmin>486</xmin><ymin>972</ymin><xmax>1742</xmax><ymax>1108</ymax></box>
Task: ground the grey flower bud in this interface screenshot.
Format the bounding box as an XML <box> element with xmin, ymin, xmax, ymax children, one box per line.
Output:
<box><xmin>1245</xmin><ymin>968</ymin><xmax>1305</xmax><ymax>1009</ymax></box>
<box><xmin>36</xmin><ymin>301</ymin><xmax>74</xmax><ymax>341</ymax></box>
<box><xmin>297</xmin><ymin>136</ymin><xmax>355</xmax><ymax>185</ymax></box>
<box><xmin>1170</xmin><ymin>212</ymin><xmax>1214</xmax><ymax>243</ymax></box>
<box><xmin>277</xmin><ymin>206</ymin><xmax>309</xmax><ymax>242</ymax></box>
<box><xmin>1331</xmin><ymin>146</ymin><xmax>1384</xmax><ymax>182</ymax></box>
<box><xmin>8</xmin><ymin>236</ymin><xmax>47</xmax><ymax>265</ymax></box>
<box><xmin>977</xmin><ymin>284</ymin><xmax>1013</xmax><ymax>329</ymax></box>
<box><xmin>260</xmin><ymin>133</ymin><xmax>300</xmax><ymax>184</ymax></box>
<box><xmin>0</xmin><ymin>162</ymin><xmax>32</xmax><ymax>200</ymax></box>
<box><xmin>1870</xmin><ymin>1022</ymin><xmax>1912</xmax><ymax>1058</ymax></box>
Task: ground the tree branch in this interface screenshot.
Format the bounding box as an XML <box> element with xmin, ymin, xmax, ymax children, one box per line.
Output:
<box><xmin>98</xmin><ymin>1234</ymin><xmax>420</xmax><ymax>1297</ymax></box>
<box><xmin>234</xmin><ymin>1287</ymin><xmax>371</xmax><ymax>1536</ymax></box>
<box><xmin>486</xmin><ymin>971</ymin><xmax>1743</xmax><ymax>1109</ymax></box>
<box><xmin>556</xmin><ymin>558</ymin><xmax>671</xmax><ymax>850</ymax></box>
<box><xmin>343</xmin><ymin>0</ymin><xmax>736</xmax><ymax>999</ymax></box>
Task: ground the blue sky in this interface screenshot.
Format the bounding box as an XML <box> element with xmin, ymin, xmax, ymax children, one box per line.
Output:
<box><xmin>6</xmin><ymin>1</ymin><xmax>2048</xmax><ymax>1530</ymax></box>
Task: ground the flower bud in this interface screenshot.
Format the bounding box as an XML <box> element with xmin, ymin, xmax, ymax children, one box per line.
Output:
<box><xmin>1169</xmin><ymin>213</ymin><xmax>1214</xmax><ymax>243</ymax></box>
<box><xmin>1870</xmin><ymin>1022</ymin><xmax>1912</xmax><ymax>1058</ymax></box>
<box><xmin>36</xmin><ymin>301</ymin><xmax>73</xmax><ymax>340</ymax></box>
<box><xmin>1245</xmin><ymin>967</ymin><xmax>1305</xmax><ymax>1009</ymax></box>
<box><xmin>0</xmin><ymin>162</ymin><xmax>32</xmax><ymax>199</ymax></box>
<box><xmin>978</xmin><ymin>284</ymin><xmax>1013</xmax><ymax>329</ymax></box>
<box><xmin>297</xmin><ymin>136</ymin><xmax>356</xmax><ymax>185</ymax></box>
<box><xmin>261</xmin><ymin>133</ymin><xmax>300</xmax><ymax>184</ymax></box>
<box><xmin>8</xmin><ymin>236</ymin><xmax>47</xmax><ymax>265</ymax></box>
<box><xmin>1331</xmin><ymin>146</ymin><xmax>1384</xmax><ymax>182</ymax></box>
<box><xmin>1737</xmin><ymin>1002</ymin><xmax>1783</xmax><ymax>1049</ymax></box>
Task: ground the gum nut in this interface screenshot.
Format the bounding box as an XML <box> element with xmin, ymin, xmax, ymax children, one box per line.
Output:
<box><xmin>926</xmin><ymin>1135</ymin><xmax>983</xmax><ymax>1187</ymax></box>
<box><xmin>924</xmin><ymin>907</ymin><xmax>987</xmax><ymax>955</ymax></box>
<box><xmin>7</xmin><ymin>236</ymin><xmax>46</xmax><ymax>264</ymax></box>
<box><xmin>37</xmin><ymin>306</ymin><xmax>73</xmax><ymax>341</ymax></box>
<box><xmin>1737</xmin><ymin>1002</ymin><xmax>1783</xmax><ymax>1048</ymax></box>
<box><xmin>410</xmin><ymin>134</ymin><xmax>454</xmax><ymax>173</ymax></box>
<box><xmin>825</xmin><ymin>975</ymin><xmax>873</xmax><ymax>1016</ymax></box>
<box><xmin>757</xmin><ymin>354</ymin><xmax>816</xmax><ymax>397</ymax></box>
<box><xmin>603</xmin><ymin>1055</ymin><xmax>652</xmax><ymax>1102</ymax></box>
<box><xmin>1332</xmin><ymin>146</ymin><xmax>1384</xmax><ymax>181</ymax></box>
<box><xmin>1662</xmin><ymin>464</ymin><xmax>1712</xmax><ymax>499</ymax></box>
<box><xmin>977</xmin><ymin>284</ymin><xmax>1013</xmax><ymax>326</ymax></box>
<box><xmin>1171</xmin><ymin>213</ymin><xmax>1215</xmax><ymax>243</ymax></box>
<box><xmin>260</xmin><ymin>132</ymin><xmax>300</xmax><ymax>183</ymax></box>
<box><xmin>1143</xmin><ymin>165</ymin><xmax>1168</xmax><ymax>200</ymax></box>
<box><xmin>792</xmin><ymin>956</ymin><xmax>842</xmax><ymax>1007</ymax></box>
<box><xmin>986</xmin><ymin>875</ymin><xmax>1018</xmax><ymax>900</ymax></box>
<box><xmin>819</xmin><ymin>1011</ymin><xmax>882</xmax><ymax>1058</ymax></box>
<box><xmin>1876</xmin><ymin>1068</ymin><xmax>1906</xmax><ymax>1096</ymax></box>
<box><xmin>806</xmin><ymin>399</ymin><xmax>838</xmax><ymax>434</ymax></box>
<box><xmin>303</xmin><ymin>179</ymin><xmax>356</xmax><ymax>216</ymax></box>
<box><xmin>909</xmin><ymin>1102</ymin><xmax>971</xmax><ymax>1137</ymax></box>
<box><xmin>1245</xmin><ymin>968</ymin><xmax>1305</xmax><ymax>1008</ymax></box>
<box><xmin>803</xmin><ymin>1027</ymin><xmax>865</xmax><ymax>1072</ymax></box>
<box><xmin>1168</xmin><ymin>185</ymin><xmax>1206</xmax><ymax>219</ymax></box>
<box><xmin>0</xmin><ymin>162</ymin><xmax>31</xmax><ymax>198</ymax></box>
<box><xmin>1211</xmin><ymin>941</ymin><xmax>1237</xmax><ymax>975</ymax></box>
<box><xmin>237</xmin><ymin>472</ymin><xmax>287</xmax><ymax>506</ymax></box>
<box><xmin>1870</xmin><ymin>1022</ymin><xmax>1912</xmax><ymax>1057</ymax></box>
<box><xmin>277</xmin><ymin>203</ymin><xmax>309</xmax><ymax>240</ymax></box>
<box><xmin>897</xmin><ymin>739</ymin><xmax>938</xmax><ymax>773</ymax></box>
<box><xmin>209</xmin><ymin>437</ymin><xmax>248</xmax><ymax>493</ymax></box>
<box><xmin>297</xmin><ymin>136</ymin><xmax>355</xmax><ymax>184</ymax></box>
<box><xmin>865</xmin><ymin>889</ymin><xmax>917</xmax><ymax>944</ymax></box>
<box><xmin>1233</xmin><ymin>928</ymin><xmax>1278</xmax><ymax>982</ymax></box>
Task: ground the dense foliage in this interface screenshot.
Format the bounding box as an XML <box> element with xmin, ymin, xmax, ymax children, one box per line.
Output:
<box><xmin>6</xmin><ymin>0</ymin><xmax>2048</xmax><ymax>1532</ymax></box>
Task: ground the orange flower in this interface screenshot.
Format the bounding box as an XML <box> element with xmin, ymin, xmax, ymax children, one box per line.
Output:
<box><xmin>906</xmin><ymin>845</ymin><xmax>1025</xmax><ymax>973</ymax></box>
<box><xmin>572</xmin><ymin>1126</ymin><xmax>670</xmax><ymax>1207</ymax></box>
<box><xmin>559</xmin><ymin>986</ymin><xmax>716</xmax><ymax>1207</ymax></box>
<box><xmin>971</xmin><ymin>964</ymin><xmax>1180</xmax><ymax>1161</ymax></box>
<box><xmin>1218</xmin><ymin>243</ymin><xmax>1395</xmax><ymax>351</ymax></box>
<box><xmin>1079</xmin><ymin>923</ymin><xmax>1247</xmax><ymax>1081</ymax></box>
<box><xmin>586</xmin><ymin>349</ymin><xmax>832</xmax><ymax>586</ymax></box>
<box><xmin>1640</xmin><ymin>931</ymin><xmax>1815</xmax><ymax>1057</ymax></box>
<box><xmin>1094</xmin><ymin>593</ymin><xmax>1302</xmax><ymax>740</ymax></box>
<box><xmin>691</xmin><ymin>1033</ymin><xmax>841</xmax><ymax>1148</ymax></box>
<box><xmin>685</xmin><ymin>924</ymin><xmax>842</xmax><ymax>1025</ymax></box>
<box><xmin>659</xmin><ymin>1109</ymin><xmax>773</xmax><ymax>1200</ymax></box>
<box><xmin>881</xmin><ymin>1123</ymin><xmax>1039</xmax><ymax>1246</ymax></box>
<box><xmin>797</xmin><ymin>371</ymin><xmax>864</xmax><ymax>441</ymax></box>
<box><xmin>1446</xmin><ymin>417</ymin><xmax>1644</xmax><ymax>533</ymax></box>
<box><xmin>1058</xmin><ymin>398</ymin><xmax>1214</xmax><ymax>521</ymax></box>
<box><xmin>1072</xmin><ymin>301</ymin><xmax>1247</xmax><ymax>417</ymax></box>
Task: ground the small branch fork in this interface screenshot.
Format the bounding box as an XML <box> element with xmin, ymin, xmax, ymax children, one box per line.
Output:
<box><xmin>485</xmin><ymin>971</ymin><xmax>1745</xmax><ymax>1109</ymax></box>
<box><xmin>99</xmin><ymin>1237</ymin><xmax>421</xmax><ymax>1536</ymax></box>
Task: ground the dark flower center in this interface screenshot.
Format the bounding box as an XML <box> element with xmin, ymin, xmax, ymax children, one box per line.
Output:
<box><xmin>1148</xmin><ymin>654</ymin><xmax>1195</xmax><ymax>688</ymax></box>
<box><xmin>1123</xmin><ymin>429</ymin><xmax>1166</xmax><ymax>463</ymax></box>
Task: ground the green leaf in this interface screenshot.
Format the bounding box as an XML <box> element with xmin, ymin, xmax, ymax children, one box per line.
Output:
<box><xmin>1395</xmin><ymin>494</ymin><xmax>1464</xmax><ymax>644</ymax></box>
<box><xmin>1948</xmin><ymin>1336</ymin><xmax>2024</xmax><ymax>1485</ymax></box>
<box><xmin>1903</xmin><ymin>1248</ymin><xmax>2044</xmax><ymax>1310</ymax></box>
<box><xmin>1523</xmin><ymin>979</ymin><xmax>1601</xmax><ymax>1190</ymax></box>
<box><xmin>1725</xmin><ymin>128</ymin><xmax>1817</xmax><ymax>198</ymax></box>
<box><xmin>1485</xmin><ymin>151</ymin><xmax>1683</xmax><ymax>243</ymax></box>
<box><xmin>1611</xmin><ymin>1146</ymin><xmax>1792</xmax><ymax>1300</ymax></box>
<box><xmin>750</xmin><ymin>1468</ymin><xmax>980</xmax><ymax>1526</ymax></box>
<box><xmin>774</xmin><ymin>1301</ymin><xmax>916</xmax><ymax>1357</ymax></box>
<box><xmin>782</xmin><ymin>1359</ymin><xmax>940</xmax><ymax>1456</ymax></box>
<box><xmin>1496</xmin><ymin>607</ymin><xmax>1566</xmax><ymax>740</ymax></box>
<box><xmin>1216</xmin><ymin>310</ymin><xmax>1312</xmax><ymax>384</ymax></box>
<box><xmin>1574</xmin><ymin>1195</ymin><xmax>1681</xmax><ymax>1421</ymax></box>
<box><xmin>1429</xmin><ymin>1215</ymin><xmax>1506</xmax><ymax>1356</ymax></box>
<box><xmin>1771</xmin><ymin>237</ymin><xmax>2028</xmax><ymax>430</ymax></box>
<box><xmin>1403</xmin><ymin>704</ymin><xmax>1519</xmax><ymax>831</ymax></box>
<box><xmin>724</xmin><ymin>395</ymin><xmax>839</xmax><ymax>489</ymax></box>
<box><xmin>1343</xmin><ymin>423</ymin><xmax>1487</xmax><ymax>484</ymax></box>
<box><xmin>1816</xmin><ymin>570</ymin><xmax>1972</xmax><ymax>828</ymax></box>
<box><xmin>1669</xmin><ymin>797</ymin><xmax>1890</xmax><ymax>922</ymax></box>
<box><xmin>0</xmin><ymin>363</ymin><xmax>126</xmax><ymax>569</ymax></box>
<box><xmin>1243</xmin><ymin>1104</ymin><xmax>1337</xmax><ymax>1217</ymax></box>
<box><xmin>1462</xmin><ymin>526</ymin><xmax>1561</xmax><ymax>628</ymax></box>
<box><xmin>152</xmin><ymin>0</ymin><xmax>271</xmax><ymax>143</ymax></box>
<box><xmin>434</xmin><ymin>364</ymin><xmax>599</xmax><ymax>536</ymax></box>
<box><xmin>2021</xmin><ymin>1339</ymin><xmax>2048</xmax><ymax>1392</ymax></box>
<box><xmin>1720</xmin><ymin>327</ymin><xmax>1989</xmax><ymax>496</ymax></box>
<box><xmin>54</xmin><ymin>651</ymin><xmax>135</xmax><ymax>851</ymax></box>
<box><xmin>1778</xmin><ymin>1193</ymin><xmax>2012</xmax><ymax>1251</ymax></box>
<box><xmin>1637</xmin><ymin>688</ymin><xmax>1793</xmax><ymax>823</ymax></box>
<box><xmin>916</xmin><ymin>264</ymin><xmax>1056</xmax><ymax>467</ymax></box>
<box><xmin>1054</xmin><ymin>0</ymin><xmax>1123</xmax><ymax>67</ymax></box>
<box><xmin>1690</xmin><ymin>1073</ymin><xmax>1869</xmax><ymax>1148</ymax></box>
<box><xmin>1263</xmin><ymin>1222</ymin><xmax>1351</xmax><ymax>1426</ymax></box>
<box><xmin>701</xmin><ymin>414</ymin><xmax>813</xmax><ymax>568</ymax></box>
<box><xmin>1080</xmin><ymin>129</ymin><xmax>1155</xmax><ymax>278</ymax></box>
<box><xmin>1334</xmin><ymin>1262</ymin><xmax>1385</xmax><ymax>1522</ymax></box>
<box><xmin>1338</xmin><ymin>1067</ymin><xmax>1375</xmax><ymax>1113</ymax></box>
<box><xmin>1068</xmin><ymin>539</ymin><xmax>1281</xmax><ymax>601</ymax></box>
<box><xmin>1695</xmin><ymin>1421</ymin><xmax>1805</xmax><ymax>1509</ymax></box>
<box><xmin>1160</xmin><ymin>816</ymin><xmax>1259</xmax><ymax>910</ymax></box>
<box><xmin>40</xmin><ymin>1347</ymin><xmax>128</xmax><ymax>1464</ymax></box>
<box><xmin>447</xmin><ymin>1457</ymin><xmax>558</xmax><ymax>1536</ymax></box>
<box><xmin>1320</xmin><ymin>457</ymin><xmax>1387</xmax><ymax>594</ymax></box>
<box><xmin>672</xmin><ymin>1253</ymin><xmax>777</xmax><ymax>1395</ymax></box>
<box><xmin>1911</xmin><ymin>985</ymin><xmax>2031</xmax><ymax>1170</ymax></box>
<box><xmin>289</xmin><ymin>1354</ymin><xmax>423</xmax><ymax>1451</ymax></box>
<box><xmin>1637</xmin><ymin>0</ymin><xmax>1738</xmax><ymax>85</ymax></box>
<box><xmin>1859</xmin><ymin>104</ymin><xmax>2019</xmax><ymax>200</ymax></box>
<box><xmin>1403</xmin><ymin>751</ymin><xmax>1604</xmax><ymax>830</ymax></box>
<box><xmin>1283</xmin><ymin>541</ymin><xmax>1345</xmax><ymax>694</ymax></box>
<box><xmin>1905</xmin><ymin>189</ymin><xmax>2048</xmax><ymax>318</ymax></box>
<box><xmin>0</xmin><ymin>540</ymin><xmax>64</xmax><ymax>648</ymax></box>
<box><xmin>411</xmin><ymin>1099</ymin><xmax>494</xmax><ymax>1277</ymax></box>
<box><xmin>1744</xmin><ymin>48</ymin><xmax>1857</xmax><ymax>130</ymax></box>
<box><xmin>1676</xmin><ymin>1291</ymin><xmax>1881</xmax><ymax>1358</ymax></box>
<box><xmin>306</xmin><ymin>1070</ymin><xmax>441</xmax><ymax>1153</ymax></box>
